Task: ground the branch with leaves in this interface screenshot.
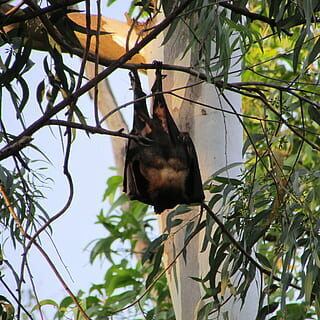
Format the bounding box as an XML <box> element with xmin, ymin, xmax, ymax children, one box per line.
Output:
<box><xmin>0</xmin><ymin>183</ymin><xmax>90</xmax><ymax>320</ymax></box>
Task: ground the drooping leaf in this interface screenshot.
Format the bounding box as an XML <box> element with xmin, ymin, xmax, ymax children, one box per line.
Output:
<box><xmin>308</xmin><ymin>105</ymin><xmax>320</xmax><ymax>126</ymax></box>
<box><xmin>145</xmin><ymin>244</ymin><xmax>164</xmax><ymax>288</ymax></box>
<box><xmin>256</xmin><ymin>302</ymin><xmax>279</xmax><ymax>320</ymax></box>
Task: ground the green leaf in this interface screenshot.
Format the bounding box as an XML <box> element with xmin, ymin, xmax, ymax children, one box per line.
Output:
<box><xmin>183</xmin><ymin>221</ymin><xmax>195</xmax><ymax>261</ymax></box>
<box><xmin>142</xmin><ymin>234</ymin><xmax>168</xmax><ymax>265</ymax></box>
<box><xmin>306</xmin><ymin>37</ymin><xmax>320</xmax><ymax>67</ymax></box>
<box><xmin>90</xmin><ymin>237</ymin><xmax>116</xmax><ymax>264</ymax></box>
<box><xmin>146</xmin><ymin>309</ymin><xmax>156</xmax><ymax>320</ymax></box>
<box><xmin>293</xmin><ymin>27</ymin><xmax>307</xmax><ymax>71</ymax></box>
<box><xmin>284</xmin><ymin>303</ymin><xmax>307</xmax><ymax>320</ymax></box>
<box><xmin>242</xmin><ymin>133</ymin><xmax>265</xmax><ymax>156</ymax></box>
<box><xmin>301</xmin><ymin>0</ymin><xmax>314</xmax><ymax>28</ymax></box>
<box><xmin>256</xmin><ymin>302</ymin><xmax>278</xmax><ymax>320</ymax></box>
<box><xmin>197</xmin><ymin>302</ymin><xmax>216</xmax><ymax>320</ymax></box>
<box><xmin>205</xmin><ymin>162</ymin><xmax>243</xmax><ymax>185</ymax></box>
<box><xmin>213</xmin><ymin>176</ymin><xmax>242</xmax><ymax>186</ymax></box>
<box><xmin>208</xmin><ymin>194</ymin><xmax>223</xmax><ymax>208</ymax></box>
<box><xmin>17</xmin><ymin>76</ymin><xmax>29</xmax><ymax>113</ymax></box>
<box><xmin>103</xmin><ymin>175</ymin><xmax>123</xmax><ymax>202</ymax></box>
<box><xmin>165</xmin><ymin>205</ymin><xmax>190</xmax><ymax>233</ymax></box>
<box><xmin>32</xmin><ymin>299</ymin><xmax>58</xmax><ymax>311</ymax></box>
<box><xmin>255</xmin><ymin>253</ymin><xmax>272</xmax><ymax>270</ymax></box>
<box><xmin>57</xmin><ymin>296</ymin><xmax>73</xmax><ymax>319</ymax></box>
<box><xmin>36</xmin><ymin>80</ymin><xmax>45</xmax><ymax>112</ymax></box>
<box><xmin>108</xmin><ymin>194</ymin><xmax>128</xmax><ymax>213</ymax></box>
<box><xmin>72</xmin><ymin>104</ymin><xmax>88</xmax><ymax>127</ymax></box>
<box><xmin>305</xmin><ymin>265</ymin><xmax>314</xmax><ymax>305</ymax></box>
<box><xmin>0</xmin><ymin>41</ymin><xmax>32</xmax><ymax>85</ymax></box>
<box><xmin>107</xmin><ymin>0</ymin><xmax>117</xmax><ymax>6</ymax></box>
<box><xmin>308</xmin><ymin>105</ymin><xmax>320</xmax><ymax>126</ymax></box>
<box><xmin>104</xmin><ymin>290</ymin><xmax>137</xmax><ymax>310</ymax></box>
<box><xmin>184</xmin><ymin>221</ymin><xmax>195</xmax><ymax>243</ymax></box>
<box><xmin>208</xmin><ymin>183</ymin><xmax>225</xmax><ymax>193</ymax></box>
<box><xmin>105</xmin><ymin>267</ymin><xmax>141</xmax><ymax>296</ymax></box>
<box><xmin>59</xmin><ymin>296</ymin><xmax>73</xmax><ymax>309</ymax></box>
<box><xmin>146</xmin><ymin>244</ymin><xmax>164</xmax><ymax>288</ymax></box>
<box><xmin>315</xmin><ymin>297</ymin><xmax>320</xmax><ymax>319</ymax></box>
<box><xmin>0</xmin><ymin>296</ymin><xmax>14</xmax><ymax>320</ymax></box>
<box><xmin>161</xmin><ymin>18</ymin><xmax>179</xmax><ymax>46</ymax></box>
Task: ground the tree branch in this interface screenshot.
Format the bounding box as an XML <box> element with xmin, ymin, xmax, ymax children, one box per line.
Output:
<box><xmin>219</xmin><ymin>1</ymin><xmax>320</xmax><ymax>33</ymax></box>
<box><xmin>0</xmin><ymin>0</ymin><xmax>83</xmax><ymax>26</ymax></box>
<box><xmin>0</xmin><ymin>0</ymin><xmax>194</xmax><ymax>161</ymax></box>
<box><xmin>219</xmin><ymin>1</ymin><xmax>276</xmax><ymax>26</ymax></box>
<box><xmin>0</xmin><ymin>136</ymin><xmax>33</xmax><ymax>162</ymax></box>
<box><xmin>45</xmin><ymin>119</ymin><xmax>144</xmax><ymax>139</ymax></box>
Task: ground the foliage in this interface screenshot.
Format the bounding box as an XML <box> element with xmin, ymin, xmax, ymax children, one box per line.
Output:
<box><xmin>53</xmin><ymin>175</ymin><xmax>175</xmax><ymax>319</ymax></box>
<box><xmin>0</xmin><ymin>0</ymin><xmax>320</xmax><ymax>319</ymax></box>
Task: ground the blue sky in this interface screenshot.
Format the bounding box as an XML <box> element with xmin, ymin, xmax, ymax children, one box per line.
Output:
<box><xmin>1</xmin><ymin>1</ymin><xmax>146</xmax><ymax>317</ymax></box>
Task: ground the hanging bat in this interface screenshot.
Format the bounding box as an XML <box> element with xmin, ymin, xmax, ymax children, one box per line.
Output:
<box><xmin>123</xmin><ymin>62</ymin><xmax>204</xmax><ymax>213</ymax></box>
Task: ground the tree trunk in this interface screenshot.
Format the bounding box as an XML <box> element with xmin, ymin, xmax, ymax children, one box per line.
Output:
<box><xmin>145</xmin><ymin>11</ymin><xmax>259</xmax><ymax>320</ymax></box>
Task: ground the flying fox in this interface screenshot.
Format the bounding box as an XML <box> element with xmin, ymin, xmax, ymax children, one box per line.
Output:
<box><xmin>123</xmin><ymin>62</ymin><xmax>204</xmax><ymax>213</ymax></box>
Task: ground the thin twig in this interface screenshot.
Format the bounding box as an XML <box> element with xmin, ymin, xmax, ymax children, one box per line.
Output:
<box><xmin>3</xmin><ymin>1</ymin><xmax>24</xmax><ymax>17</ymax></box>
<box><xmin>0</xmin><ymin>185</ymin><xmax>26</xmax><ymax>236</ymax></box>
<box><xmin>1</xmin><ymin>0</ymin><xmax>83</xmax><ymax>26</ymax></box>
<box><xmin>125</xmin><ymin>8</ymin><xmax>143</xmax><ymax>53</ymax></box>
<box><xmin>201</xmin><ymin>202</ymin><xmax>302</xmax><ymax>291</ymax></box>
<box><xmin>94</xmin><ymin>0</ymin><xmax>101</xmax><ymax>127</ymax></box>
<box><xmin>25</xmin><ymin>262</ymin><xmax>45</xmax><ymax>320</ymax></box>
<box><xmin>220</xmin><ymin>84</ymin><xmax>320</xmax><ymax>152</ymax></box>
<box><xmin>45</xmin><ymin>119</ymin><xmax>150</xmax><ymax>141</ymax></box>
<box><xmin>23</xmin><ymin>141</ymin><xmax>74</xmax><ymax>255</ymax></box>
<box><xmin>0</xmin><ymin>276</ymin><xmax>34</xmax><ymax>320</ymax></box>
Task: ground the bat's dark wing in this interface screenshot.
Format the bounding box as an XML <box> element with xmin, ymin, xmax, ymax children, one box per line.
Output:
<box><xmin>123</xmin><ymin>70</ymin><xmax>152</xmax><ymax>202</ymax></box>
<box><xmin>179</xmin><ymin>132</ymin><xmax>205</xmax><ymax>203</ymax></box>
<box><xmin>129</xmin><ymin>70</ymin><xmax>151</xmax><ymax>134</ymax></box>
<box><xmin>151</xmin><ymin>61</ymin><xmax>180</xmax><ymax>143</ymax></box>
<box><xmin>123</xmin><ymin>141</ymin><xmax>151</xmax><ymax>203</ymax></box>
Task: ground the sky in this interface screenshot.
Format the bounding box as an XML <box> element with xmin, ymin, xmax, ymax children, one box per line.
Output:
<box><xmin>0</xmin><ymin>1</ymin><xmax>144</xmax><ymax>318</ymax></box>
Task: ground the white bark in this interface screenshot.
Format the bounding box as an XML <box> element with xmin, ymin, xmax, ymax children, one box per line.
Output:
<box><xmin>145</xmin><ymin>9</ymin><xmax>260</xmax><ymax>320</ymax></box>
